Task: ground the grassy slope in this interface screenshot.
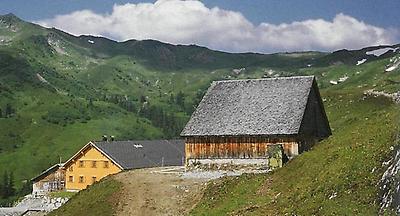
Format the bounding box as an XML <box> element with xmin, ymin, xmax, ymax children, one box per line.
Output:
<box><xmin>190</xmin><ymin>60</ymin><xmax>400</xmax><ymax>215</ymax></box>
<box><xmin>48</xmin><ymin>176</ymin><xmax>122</xmax><ymax>216</ymax></box>
<box><xmin>46</xmin><ymin>56</ymin><xmax>400</xmax><ymax>215</ymax></box>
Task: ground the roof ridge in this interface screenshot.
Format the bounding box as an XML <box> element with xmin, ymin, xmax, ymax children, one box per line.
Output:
<box><xmin>213</xmin><ymin>75</ymin><xmax>315</xmax><ymax>84</ymax></box>
<box><xmin>94</xmin><ymin>139</ymin><xmax>183</xmax><ymax>143</ymax></box>
<box><xmin>31</xmin><ymin>163</ymin><xmax>63</xmax><ymax>182</ymax></box>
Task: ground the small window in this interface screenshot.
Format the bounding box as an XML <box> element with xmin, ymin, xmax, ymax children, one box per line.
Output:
<box><xmin>92</xmin><ymin>176</ymin><xmax>97</xmax><ymax>183</ymax></box>
<box><xmin>68</xmin><ymin>176</ymin><xmax>73</xmax><ymax>182</ymax></box>
<box><xmin>79</xmin><ymin>176</ymin><xmax>84</xmax><ymax>183</ymax></box>
<box><xmin>104</xmin><ymin>161</ymin><xmax>109</xmax><ymax>168</ymax></box>
<box><xmin>92</xmin><ymin>161</ymin><xmax>97</xmax><ymax>168</ymax></box>
<box><xmin>68</xmin><ymin>166</ymin><xmax>73</xmax><ymax>172</ymax></box>
<box><xmin>79</xmin><ymin>161</ymin><xmax>84</xmax><ymax>168</ymax></box>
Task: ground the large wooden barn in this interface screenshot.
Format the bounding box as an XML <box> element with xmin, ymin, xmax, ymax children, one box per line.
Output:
<box><xmin>181</xmin><ymin>76</ymin><xmax>331</xmax><ymax>169</ymax></box>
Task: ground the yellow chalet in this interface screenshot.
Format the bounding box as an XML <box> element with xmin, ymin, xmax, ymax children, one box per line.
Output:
<box><xmin>63</xmin><ymin>139</ymin><xmax>184</xmax><ymax>191</ymax></box>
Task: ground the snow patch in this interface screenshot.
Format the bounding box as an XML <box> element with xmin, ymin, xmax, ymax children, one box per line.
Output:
<box><xmin>329</xmin><ymin>75</ymin><xmax>348</xmax><ymax>85</ymax></box>
<box><xmin>232</xmin><ymin>67</ymin><xmax>245</xmax><ymax>75</ymax></box>
<box><xmin>385</xmin><ymin>57</ymin><xmax>400</xmax><ymax>72</ymax></box>
<box><xmin>386</xmin><ymin>64</ymin><xmax>399</xmax><ymax>72</ymax></box>
<box><xmin>338</xmin><ymin>75</ymin><xmax>349</xmax><ymax>83</ymax></box>
<box><xmin>356</xmin><ymin>58</ymin><xmax>367</xmax><ymax>65</ymax></box>
<box><xmin>36</xmin><ymin>73</ymin><xmax>48</xmax><ymax>83</ymax></box>
<box><xmin>367</xmin><ymin>47</ymin><xmax>399</xmax><ymax>57</ymax></box>
<box><xmin>329</xmin><ymin>80</ymin><xmax>338</xmax><ymax>85</ymax></box>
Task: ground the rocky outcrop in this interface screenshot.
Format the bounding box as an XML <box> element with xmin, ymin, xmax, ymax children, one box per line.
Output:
<box><xmin>379</xmin><ymin>136</ymin><xmax>400</xmax><ymax>214</ymax></box>
<box><xmin>363</xmin><ymin>89</ymin><xmax>400</xmax><ymax>104</ymax></box>
<box><xmin>0</xmin><ymin>194</ymin><xmax>69</xmax><ymax>216</ymax></box>
<box><xmin>378</xmin><ymin>93</ymin><xmax>400</xmax><ymax>214</ymax></box>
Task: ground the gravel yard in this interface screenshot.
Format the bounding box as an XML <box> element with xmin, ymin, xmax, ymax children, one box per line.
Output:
<box><xmin>112</xmin><ymin>166</ymin><xmax>268</xmax><ymax>216</ymax></box>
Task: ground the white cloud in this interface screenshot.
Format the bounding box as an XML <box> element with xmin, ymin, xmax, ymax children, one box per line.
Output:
<box><xmin>37</xmin><ymin>0</ymin><xmax>398</xmax><ymax>53</ymax></box>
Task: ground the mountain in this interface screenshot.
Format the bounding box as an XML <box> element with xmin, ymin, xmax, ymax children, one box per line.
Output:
<box><xmin>0</xmin><ymin>13</ymin><xmax>399</xmax><ymax>210</ymax></box>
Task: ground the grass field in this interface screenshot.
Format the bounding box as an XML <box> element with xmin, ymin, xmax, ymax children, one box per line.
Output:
<box><xmin>48</xmin><ymin>176</ymin><xmax>122</xmax><ymax>216</ymax></box>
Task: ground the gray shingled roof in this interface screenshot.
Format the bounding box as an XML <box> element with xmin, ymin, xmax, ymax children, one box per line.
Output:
<box><xmin>93</xmin><ymin>139</ymin><xmax>184</xmax><ymax>170</ymax></box>
<box><xmin>181</xmin><ymin>76</ymin><xmax>315</xmax><ymax>136</ymax></box>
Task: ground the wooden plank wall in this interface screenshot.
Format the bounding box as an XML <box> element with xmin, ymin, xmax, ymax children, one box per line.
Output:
<box><xmin>34</xmin><ymin>168</ymin><xmax>65</xmax><ymax>192</ymax></box>
<box><xmin>185</xmin><ymin>136</ymin><xmax>298</xmax><ymax>159</ymax></box>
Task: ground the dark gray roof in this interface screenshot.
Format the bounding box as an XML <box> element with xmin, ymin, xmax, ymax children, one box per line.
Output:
<box><xmin>181</xmin><ymin>76</ymin><xmax>315</xmax><ymax>136</ymax></box>
<box><xmin>93</xmin><ymin>139</ymin><xmax>184</xmax><ymax>170</ymax></box>
<box><xmin>31</xmin><ymin>163</ymin><xmax>64</xmax><ymax>182</ymax></box>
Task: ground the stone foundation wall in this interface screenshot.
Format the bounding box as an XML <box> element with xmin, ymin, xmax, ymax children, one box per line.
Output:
<box><xmin>186</xmin><ymin>144</ymin><xmax>285</xmax><ymax>171</ymax></box>
<box><xmin>186</xmin><ymin>158</ymin><xmax>269</xmax><ymax>171</ymax></box>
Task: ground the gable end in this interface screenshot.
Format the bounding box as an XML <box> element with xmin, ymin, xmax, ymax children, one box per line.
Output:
<box><xmin>298</xmin><ymin>80</ymin><xmax>332</xmax><ymax>138</ymax></box>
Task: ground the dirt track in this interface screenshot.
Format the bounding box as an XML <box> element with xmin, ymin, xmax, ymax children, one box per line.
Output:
<box><xmin>113</xmin><ymin>167</ymin><xmax>207</xmax><ymax>216</ymax></box>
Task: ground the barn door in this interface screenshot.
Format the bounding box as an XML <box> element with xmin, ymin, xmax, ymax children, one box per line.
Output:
<box><xmin>267</xmin><ymin>144</ymin><xmax>283</xmax><ymax>170</ymax></box>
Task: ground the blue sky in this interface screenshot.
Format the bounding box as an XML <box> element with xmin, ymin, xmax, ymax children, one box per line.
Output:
<box><xmin>0</xmin><ymin>0</ymin><xmax>399</xmax><ymax>53</ymax></box>
<box><xmin>1</xmin><ymin>0</ymin><xmax>399</xmax><ymax>28</ymax></box>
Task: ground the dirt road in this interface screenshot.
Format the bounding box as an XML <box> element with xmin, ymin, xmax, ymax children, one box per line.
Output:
<box><xmin>113</xmin><ymin>167</ymin><xmax>207</xmax><ymax>216</ymax></box>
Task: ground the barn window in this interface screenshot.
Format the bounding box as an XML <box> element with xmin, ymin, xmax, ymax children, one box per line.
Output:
<box><xmin>92</xmin><ymin>161</ymin><xmax>97</xmax><ymax>168</ymax></box>
<box><xmin>104</xmin><ymin>161</ymin><xmax>109</xmax><ymax>168</ymax></box>
<box><xmin>68</xmin><ymin>176</ymin><xmax>73</xmax><ymax>182</ymax></box>
<box><xmin>79</xmin><ymin>176</ymin><xmax>84</xmax><ymax>183</ymax></box>
<box><xmin>92</xmin><ymin>176</ymin><xmax>97</xmax><ymax>183</ymax></box>
<box><xmin>68</xmin><ymin>166</ymin><xmax>73</xmax><ymax>172</ymax></box>
<box><xmin>79</xmin><ymin>161</ymin><xmax>84</xmax><ymax>168</ymax></box>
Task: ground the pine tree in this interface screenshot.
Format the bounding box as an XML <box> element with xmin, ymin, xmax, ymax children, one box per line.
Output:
<box><xmin>140</xmin><ymin>95</ymin><xmax>146</xmax><ymax>103</ymax></box>
<box><xmin>175</xmin><ymin>91</ymin><xmax>185</xmax><ymax>108</ymax></box>
<box><xmin>88</xmin><ymin>98</ymin><xmax>93</xmax><ymax>107</ymax></box>
<box><xmin>18</xmin><ymin>181</ymin><xmax>32</xmax><ymax>197</ymax></box>
<box><xmin>0</xmin><ymin>171</ymin><xmax>8</xmax><ymax>198</ymax></box>
<box><xmin>7</xmin><ymin>172</ymin><xmax>15</xmax><ymax>197</ymax></box>
<box><xmin>169</xmin><ymin>93</ymin><xmax>175</xmax><ymax>104</ymax></box>
<box><xmin>0</xmin><ymin>177</ymin><xmax>3</xmax><ymax>198</ymax></box>
<box><xmin>5</xmin><ymin>104</ymin><xmax>13</xmax><ymax>117</ymax></box>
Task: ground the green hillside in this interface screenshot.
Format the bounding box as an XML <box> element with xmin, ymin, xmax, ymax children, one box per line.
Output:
<box><xmin>0</xmin><ymin>13</ymin><xmax>399</xmax><ymax>208</ymax></box>
<box><xmin>50</xmin><ymin>57</ymin><xmax>400</xmax><ymax>215</ymax></box>
<box><xmin>48</xmin><ymin>177</ymin><xmax>122</xmax><ymax>216</ymax></box>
